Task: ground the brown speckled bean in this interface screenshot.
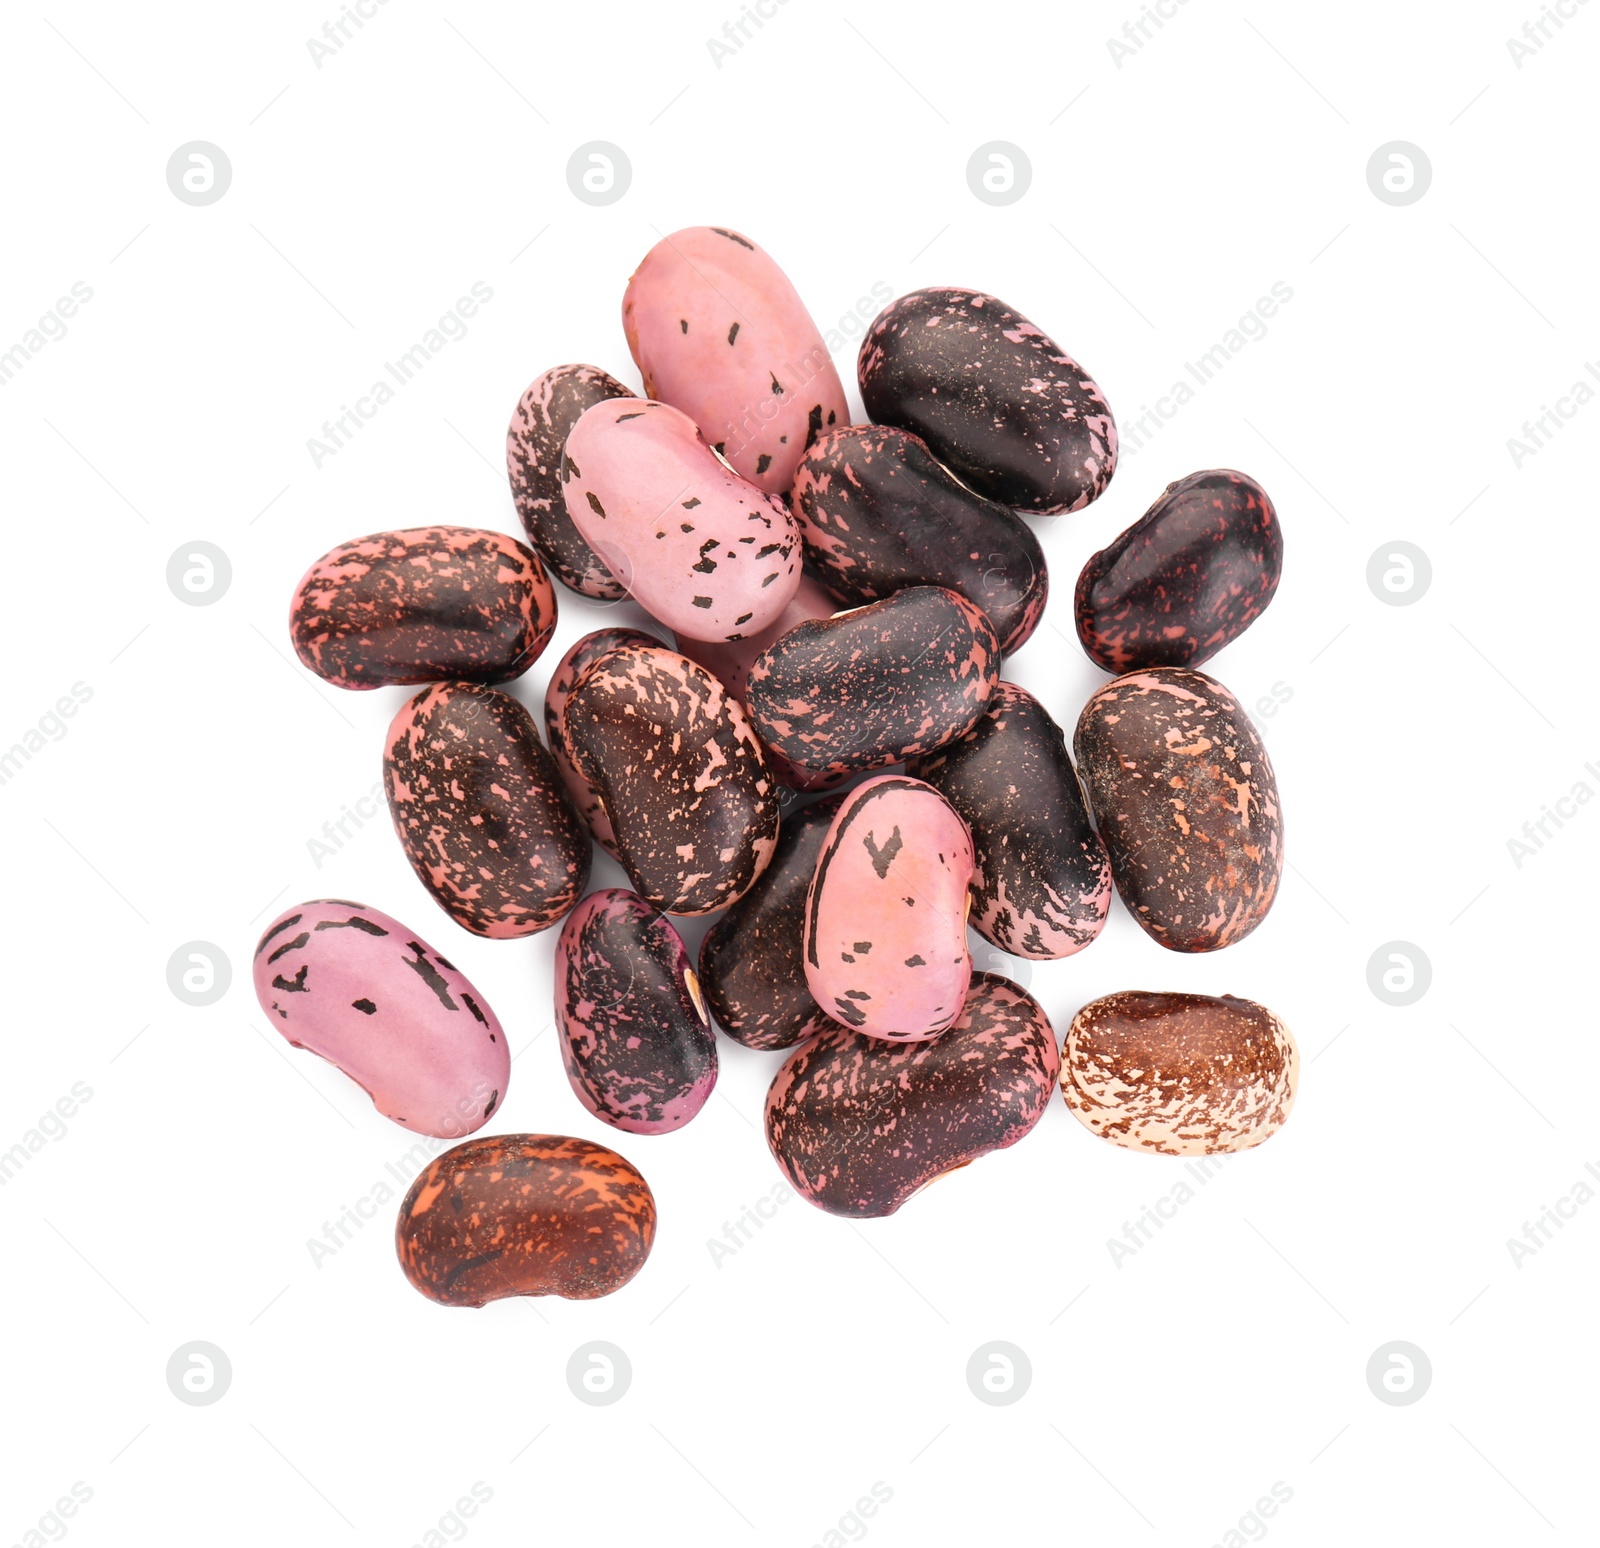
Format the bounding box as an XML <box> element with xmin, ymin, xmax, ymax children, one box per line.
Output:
<box><xmin>396</xmin><ymin>1133</ymin><xmax>656</xmax><ymax>1305</ymax></box>
<box><xmin>1074</xmin><ymin>667</ymin><xmax>1282</xmax><ymax>953</ymax></box>
<box><xmin>1061</xmin><ymin>991</ymin><xmax>1298</xmax><ymax>1156</ymax></box>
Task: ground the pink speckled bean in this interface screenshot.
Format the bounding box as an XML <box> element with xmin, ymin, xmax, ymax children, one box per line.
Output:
<box><xmin>562</xmin><ymin>399</ymin><xmax>801</xmax><ymax>643</ymax></box>
<box><xmin>804</xmin><ymin>777</ymin><xmax>975</xmax><ymax>1042</ymax></box>
<box><xmin>253</xmin><ymin>900</ymin><xmax>508</xmax><ymax>1138</ymax></box>
<box><xmin>622</xmin><ymin>226</ymin><xmax>849</xmax><ymax>495</ymax></box>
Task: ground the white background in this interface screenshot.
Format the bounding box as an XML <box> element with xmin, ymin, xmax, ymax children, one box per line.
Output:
<box><xmin>3</xmin><ymin>2</ymin><xmax>1598</xmax><ymax>1544</ymax></box>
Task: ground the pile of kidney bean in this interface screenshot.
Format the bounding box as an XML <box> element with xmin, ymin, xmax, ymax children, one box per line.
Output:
<box><xmin>256</xmin><ymin>227</ymin><xmax>1298</xmax><ymax>1306</ymax></box>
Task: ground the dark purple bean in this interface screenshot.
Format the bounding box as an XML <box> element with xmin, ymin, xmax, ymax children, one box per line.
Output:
<box><xmin>554</xmin><ymin>890</ymin><xmax>716</xmax><ymax>1134</ymax></box>
<box><xmin>765</xmin><ymin>973</ymin><xmax>1059</xmax><ymax>1218</ymax></box>
<box><xmin>698</xmin><ymin>794</ymin><xmax>843</xmax><ymax>1050</ymax></box>
<box><xmin>745</xmin><ymin>586</ymin><xmax>999</xmax><ymax>777</ymax></box>
<box><xmin>506</xmin><ymin>365</ymin><xmax>634</xmax><ymax>599</ymax></box>
<box><xmin>565</xmin><ymin>645</ymin><xmax>779</xmax><ymax>915</ymax></box>
<box><xmin>543</xmin><ymin>627</ymin><xmax>664</xmax><ymax>858</ymax></box>
<box><xmin>858</xmin><ymin>287</ymin><xmax>1116</xmax><ymax>514</ymax></box>
<box><xmin>908</xmin><ymin>681</ymin><xmax>1110</xmax><ymax>960</ymax></box>
<box><xmin>790</xmin><ymin>425</ymin><xmax>1048</xmax><ymax>653</ymax></box>
<box><xmin>384</xmin><ymin>683</ymin><xmax>589</xmax><ymax>937</ymax></box>
<box><xmin>1074</xmin><ymin>469</ymin><xmax>1282</xmax><ymax>671</ymax></box>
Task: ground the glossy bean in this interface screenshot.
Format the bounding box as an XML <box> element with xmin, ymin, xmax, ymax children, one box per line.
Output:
<box><xmin>554</xmin><ymin>890</ymin><xmax>717</xmax><ymax>1134</ymax></box>
<box><xmin>908</xmin><ymin>681</ymin><xmax>1110</xmax><ymax>959</ymax></box>
<box><xmin>289</xmin><ymin>526</ymin><xmax>556</xmax><ymax>689</ymax></box>
<box><xmin>564</xmin><ymin>645</ymin><xmax>779</xmax><ymax>914</ymax></box>
<box><xmin>506</xmin><ymin>363</ymin><xmax>634</xmax><ymax>599</ymax></box>
<box><xmin>765</xmin><ymin>974</ymin><xmax>1059</xmax><ymax>1217</ymax></box>
<box><xmin>858</xmin><ymin>287</ymin><xmax>1116</xmax><ymax>514</ymax></box>
<box><xmin>396</xmin><ymin>1133</ymin><xmax>656</xmax><ymax>1304</ymax></box>
<box><xmin>1074</xmin><ymin>469</ymin><xmax>1282</xmax><ymax>671</ymax></box>
<box><xmin>791</xmin><ymin>424</ymin><xmax>1048</xmax><ymax>652</ymax></box>
<box><xmin>745</xmin><ymin>586</ymin><xmax>999</xmax><ymax>777</ymax></box>
<box><xmin>1074</xmin><ymin>668</ymin><xmax>1282</xmax><ymax>952</ymax></box>
<box><xmin>383</xmin><ymin>683</ymin><xmax>589</xmax><ymax>937</ymax></box>
<box><xmin>804</xmin><ymin>776</ymin><xmax>973</xmax><ymax>1041</ymax></box>
<box><xmin>562</xmin><ymin>398</ymin><xmax>801</xmax><ymax>642</ymax></box>
<box><xmin>622</xmin><ymin>225</ymin><xmax>849</xmax><ymax>495</ymax></box>
<box><xmin>253</xmin><ymin>899</ymin><xmax>507</xmax><ymax>1137</ymax></box>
